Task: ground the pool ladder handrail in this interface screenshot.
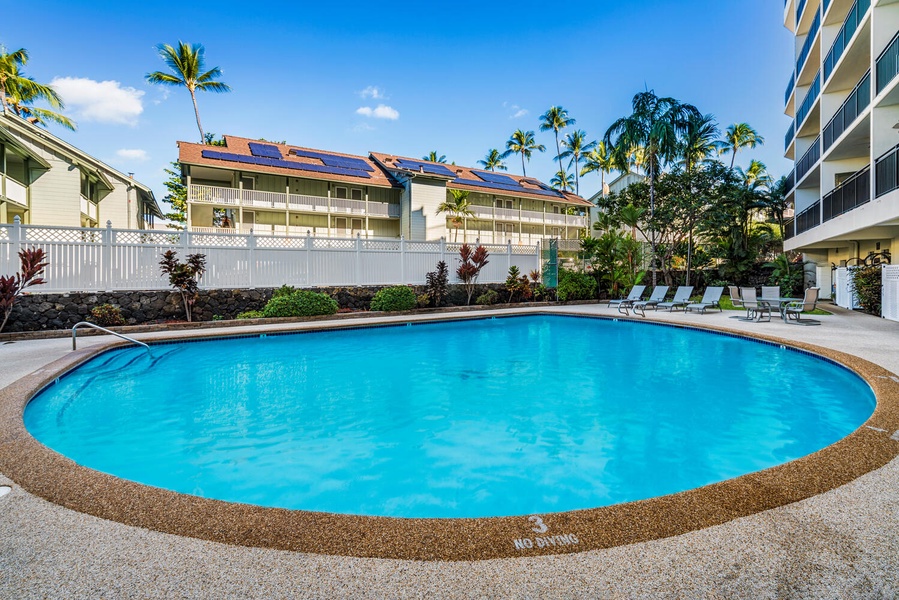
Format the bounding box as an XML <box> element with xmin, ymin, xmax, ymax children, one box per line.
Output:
<box><xmin>71</xmin><ymin>321</ymin><xmax>151</xmax><ymax>354</ymax></box>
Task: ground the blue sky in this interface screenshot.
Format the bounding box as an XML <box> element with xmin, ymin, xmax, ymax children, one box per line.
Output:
<box><xmin>5</xmin><ymin>0</ymin><xmax>793</xmax><ymax>209</ymax></box>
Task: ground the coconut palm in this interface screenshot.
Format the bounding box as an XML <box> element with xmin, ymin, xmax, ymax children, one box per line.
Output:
<box><xmin>478</xmin><ymin>148</ymin><xmax>507</xmax><ymax>172</ymax></box>
<box><xmin>737</xmin><ymin>159</ymin><xmax>772</xmax><ymax>190</ymax></box>
<box><xmin>146</xmin><ymin>41</ymin><xmax>231</xmax><ymax>143</ymax></box>
<box><xmin>718</xmin><ymin>122</ymin><xmax>765</xmax><ymax>169</ymax></box>
<box><xmin>604</xmin><ymin>90</ymin><xmax>700</xmax><ymax>286</ymax></box>
<box><xmin>0</xmin><ymin>47</ymin><xmax>74</xmax><ymax>130</ymax></box>
<box><xmin>540</xmin><ymin>106</ymin><xmax>576</xmax><ymax>177</ymax></box>
<box><xmin>679</xmin><ymin>113</ymin><xmax>720</xmax><ymax>172</ymax></box>
<box><xmin>436</xmin><ymin>189</ymin><xmax>474</xmax><ymax>242</ymax></box>
<box><xmin>502</xmin><ymin>129</ymin><xmax>545</xmax><ymax>176</ymax></box>
<box><xmin>550</xmin><ymin>170</ymin><xmax>575</xmax><ymax>191</ymax></box>
<box><xmin>580</xmin><ymin>141</ymin><xmax>616</xmax><ymax>198</ymax></box>
<box><xmin>423</xmin><ymin>151</ymin><xmax>447</xmax><ymax>163</ymax></box>
<box><xmin>559</xmin><ymin>129</ymin><xmax>596</xmax><ymax>196</ymax></box>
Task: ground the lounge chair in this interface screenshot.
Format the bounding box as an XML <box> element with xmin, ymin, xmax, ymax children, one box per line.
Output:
<box><xmin>761</xmin><ymin>286</ymin><xmax>781</xmax><ymax>300</ymax></box>
<box><xmin>728</xmin><ymin>285</ymin><xmax>743</xmax><ymax>308</ymax></box>
<box><xmin>783</xmin><ymin>287</ymin><xmax>820</xmax><ymax>322</ymax></box>
<box><xmin>609</xmin><ymin>285</ymin><xmax>646</xmax><ymax>309</ymax></box>
<box><xmin>684</xmin><ymin>287</ymin><xmax>724</xmax><ymax>314</ymax></box>
<box><xmin>740</xmin><ymin>287</ymin><xmax>771</xmax><ymax>322</ymax></box>
<box><xmin>627</xmin><ymin>285</ymin><xmax>670</xmax><ymax>317</ymax></box>
<box><xmin>656</xmin><ymin>286</ymin><xmax>694</xmax><ymax>312</ymax></box>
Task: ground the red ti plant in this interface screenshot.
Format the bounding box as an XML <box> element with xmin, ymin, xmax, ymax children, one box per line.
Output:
<box><xmin>0</xmin><ymin>248</ymin><xmax>49</xmax><ymax>333</ymax></box>
<box><xmin>456</xmin><ymin>243</ymin><xmax>489</xmax><ymax>305</ymax></box>
<box><xmin>159</xmin><ymin>250</ymin><xmax>207</xmax><ymax>322</ymax></box>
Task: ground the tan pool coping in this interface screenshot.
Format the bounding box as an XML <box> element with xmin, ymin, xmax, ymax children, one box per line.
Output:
<box><xmin>1</xmin><ymin>308</ymin><xmax>898</xmax><ymax>561</ymax></box>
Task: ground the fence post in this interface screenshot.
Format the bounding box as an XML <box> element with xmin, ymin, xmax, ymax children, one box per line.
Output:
<box><xmin>247</xmin><ymin>228</ymin><xmax>256</xmax><ymax>287</ymax></box>
<box><xmin>439</xmin><ymin>236</ymin><xmax>446</xmax><ymax>266</ymax></box>
<box><xmin>355</xmin><ymin>233</ymin><xmax>362</xmax><ymax>285</ymax></box>
<box><xmin>400</xmin><ymin>235</ymin><xmax>406</xmax><ymax>284</ymax></box>
<box><xmin>102</xmin><ymin>220</ymin><xmax>113</xmax><ymax>290</ymax></box>
<box><xmin>507</xmin><ymin>240</ymin><xmax>513</xmax><ymax>274</ymax></box>
<box><xmin>7</xmin><ymin>215</ymin><xmax>21</xmax><ymax>275</ymax></box>
<box><xmin>305</xmin><ymin>231</ymin><xmax>313</xmax><ymax>287</ymax></box>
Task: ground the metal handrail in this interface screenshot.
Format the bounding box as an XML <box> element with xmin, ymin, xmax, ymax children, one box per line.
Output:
<box><xmin>72</xmin><ymin>321</ymin><xmax>151</xmax><ymax>353</ymax></box>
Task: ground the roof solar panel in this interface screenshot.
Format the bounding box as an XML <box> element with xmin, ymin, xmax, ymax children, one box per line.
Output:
<box><xmin>452</xmin><ymin>177</ymin><xmax>563</xmax><ymax>198</ymax></box>
<box><xmin>200</xmin><ymin>150</ymin><xmax>371</xmax><ymax>179</ymax></box>
<box><xmin>394</xmin><ymin>159</ymin><xmax>456</xmax><ymax>177</ymax></box>
<box><xmin>290</xmin><ymin>148</ymin><xmax>375</xmax><ymax>172</ymax></box>
<box><xmin>474</xmin><ymin>171</ymin><xmax>517</xmax><ymax>186</ymax></box>
<box><xmin>248</xmin><ymin>142</ymin><xmax>282</xmax><ymax>159</ymax></box>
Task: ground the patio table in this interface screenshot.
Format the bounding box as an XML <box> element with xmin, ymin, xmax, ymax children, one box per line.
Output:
<box><xmin>759</xmin><ymin>297</ymin><xmax>802</xmax><ymax>322</ymax></box>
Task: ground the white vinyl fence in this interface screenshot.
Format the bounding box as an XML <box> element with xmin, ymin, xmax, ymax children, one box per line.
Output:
<box><xmin>883</xmin><ymin>265</ymin><xmax>899</xmax><ymax>322</ymax></box>
<box><xmin>0</xmin><ymin>218</ymin><xmax>540</xmax><ymax>293</ymax></box>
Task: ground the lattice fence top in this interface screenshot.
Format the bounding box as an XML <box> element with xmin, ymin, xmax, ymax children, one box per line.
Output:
<box><xmin>883</xmin><ymin>265</ymin><xmax>899</xmax><ymax>281</ymax></box>
<box><xmin>313</xmin><ymin>238</ymin><xmax>355</xmax><ymax>250</ymax></box>
<box><xmin>22</xmin><ymin>226</ymin><xmax>102</xmax><ymax>243</ymax></box>
<box><xmin>0</xmin><ymin>226</ymin><xmax>8</xmax><ymax>241</ymax></box>
<box><xmin>363</xmin><ymin>240</ymin><xmax>402</xmax><ymax>251</ymax></box>
<box><xmin>188</xmin><ymin>233</ymin><xmax>249</xmax><ymax>248</ymax></box>
<box><xmin>115</xmin><ymin>230</ymin><xmax>182</xmax><ymax>246</ymax></box>
<box><xmin>256</xmin><ymin>236</ymin><xmax>308</xmax><ymax>249</ymax></box>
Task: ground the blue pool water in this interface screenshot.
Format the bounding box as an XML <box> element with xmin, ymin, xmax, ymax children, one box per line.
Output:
<box><xmin>25</xmin><ymin>315</ymin><xmax>875</xmax><ymax>518</ymax></box>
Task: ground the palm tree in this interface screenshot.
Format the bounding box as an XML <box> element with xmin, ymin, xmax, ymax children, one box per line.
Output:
<box><xmin>580</xmin><ymin>141</ymin><xmax>616</xmax><ymax>198</ymax></box>
<box><xmin>559</xmin><ymin>129</ymin><xmax>596</xmax><ymax>196</ymax></box>
<box><xmin>478</xmin><ymin>149</ymin><xmax>507</xmax><ymax>172</ymax></box>
<box><xmin>718</xmin><ymin>122</ymin><xmax>765</xmax><ymax>169</ymax></box>
<box><xmin>679</xmin><ymin>113</ymin><xmax>719</xmax><ymax>172</ymax></box>
<box><xmin>503</xmin><ymin>129</ymin><xmax>545</xmax><ymax>176</ymax></box>
<box><xmin>539</xmin><ymin>106</ymin><xmax>576</xmax><ymax>177</ymax></box>
<box><xmin>737</xmin><ymin>159</ymin><xmax>772</xmax><ymax>190</ymax></box>
<box><xmin>423</xmin><ymin>151</ymin><xmax>447</xmax><ymax>163</ymax></box>
<box><xmin>604</xmin><ymin>90</ymin><xmax>700</xmax><ymax>286</ymax></box>
<box><xmin>0</xmin><ymin>47</ymin><xmax>74</xmax><ymax>130</ymax></box>
<box><xmin>550</xmin><ymin>170</ymin><xmax>575</xmax><ymax>191</ymax></box>
<box><xmin>436</xmin><ymin>189</ymin><xmax>474</xmax><ymax>242</ymax></box>
<box><xmin>146</xmin><ymin>41</ymin><xmax>231</xmax><ymax>143</ymax></box>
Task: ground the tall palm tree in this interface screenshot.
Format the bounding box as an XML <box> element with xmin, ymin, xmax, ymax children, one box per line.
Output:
<box><xmin>478</xmin><ymin>148</ymin><xmax>507</xmax><ymax>172</ymax></box>
<box><xmin>737</xmin><ymin>159</ymin><xmax>772</xmax><ymax>190</ymax></box>
<box><xmin>580</xmin><ymin>141</ymin><xmax>616</xmax><ymax>198</ymax></box>
<box><xmin>146</xmin><ymin>41</ymin><xmax>231</xmax><ymax>143</ymax></box>
<box><xmin>436</xmin><ymin>189</ymin><xmax>474</xmax><ymax>242</ymax></box>
<box><xmin>422</xmin><ymin>151</ymin><xmax>447</xmax><ymax>163</ymax></box>
<box><xmin>550</xmin><ymin>170</ymin><xmax>575</xmax><ymax>191</ymax></box>
<box><xmin>718</xmin><ymin>122</ymin><xmax>765</xmax><ymax>169</ymax></box>
<box><xmin>679</xmin><ymin>113</ymin><xmax>719</xmax><ymax>172</ymax></box>
<box><xmin>0</xmin><ymin>47</ymin><xmax>74</xmax><ymax>130</ymax></box>
<box><xmin>559</xmin><ymin>129</ymin><xmax>596</xmax><ymax>196</ymax></box>
<box><xmin>604</xmin><ymin>90</ymin><xmax>700</xmax><ymax>286</ymax></box>
<box><xmin>502</xmin><ymin>129</ymin><xmax>545</xmax><ymax>176</ymax></box>
<box><xmin>539</xmin><ymin>106</ymin><xmax>576</xmax><ymax>177</ymax></box>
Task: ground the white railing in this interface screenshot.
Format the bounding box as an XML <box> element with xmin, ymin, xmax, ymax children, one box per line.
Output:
<box><xmin>242</xmin><ymin>188</ymin><xmax>287</xmax><ymax>210</ymax></box>
<box><xmin>0</xmin><ymin>217</ymin><xmax>539</xmax><ymax>292</ymax></box>
<box><xmin>3</xmin><ymin>176</ymin><xmax>27</xmax><ymax>206</ymax></box>
<box><xmin>80</xmin><ymin>196</ymin><xmax>98</xmax><ymax>221</ymax></box>
<box><xmin>189</xmin><ymin>184</ymin><xmax>240</xmax><ymax>205</ymax></box>
<box><xmin>189</xmin><ymin>185</ymin><xmax>399</xmax><ymax>219</ymax></box>
<box><xmin>461</xmin><ymin>205</ymin><xmax>587</xmax><ymax>228</ymax></box>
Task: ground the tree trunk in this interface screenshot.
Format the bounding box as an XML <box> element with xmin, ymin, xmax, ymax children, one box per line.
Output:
<box><xmin>521</xmin><ymin>153</ymin><xmax>526</xmax><ymax>176</ymax></box>
<box><xmin>555</xmin><ymin>132</ymin><xmax>564</xmax><ymax>184</ymax></box>
<box><xmin>574</xmin><ymin>155</ymin><xmax>579</xmax><ymax>196</ymax></box>
<box><xmin>686</xmin><ymin>227</ymin><xmax>693</xmax><ymax>286</ymax></box>
<box><xmin>649</xmin><ymin>160</ymin><xmax>657</xmax><ymax>287</ymax></box>
<box><xmin>190</xmin><ymin>88</ymin><xmax>205</xmax><ymax>143</ymax></box>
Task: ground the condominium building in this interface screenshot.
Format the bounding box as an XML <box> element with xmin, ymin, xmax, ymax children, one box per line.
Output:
<box><xmin>178</xmin><ymin>136</ymin><xmax>591</xmax><ymax>244</ymax></box>
<box><xmin>782</xmin><ymin>0</ymin><xmax>899</xmax><ymax>283</ymax></box>
<box><xmin>0</xmin><ymin>112</ymin><xmax>161</xmax><ymax>229</ymax></box>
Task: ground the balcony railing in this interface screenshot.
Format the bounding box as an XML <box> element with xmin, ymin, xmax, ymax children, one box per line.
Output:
<box><xmin>783</xmin><ymin>217</ymin><xmax>796</xmax><ymax>240</ymax></box>
<box><xmin>876</xmin><ymin>31</ymin><xmax>899</xmax><ymax>94</ymax></box>
<box><xmin>785</xmin><ymin>120</ymin><xmax>796</xmax><ymax>150</ymax></box>
<box><xmin>797</xmin><ymin>10</ymin><xmax>820</xmax><ymax>75</ymax></box>
<box><xmin>785</xmin><ymin>168</ymin><xmax>796</xmax><ymax>192</ymax></box>
<box><xmin>462</xmin><ymin>204</ymin><xmax>587</xmax><ymax>228</ymax></box>
<box><xmin>1</xmin><ymin>176</ymin><xmax>27</xmax><ymax>206</ymax></box>
<box><xmin>823</xmin><ymin>165</ymin><xmax>870</xmax><ymax>221</ymax></box>
<box><xmin>823</xmin><ymin>0</ymin><xmax>831</xmax><ymax>14</ymax></box>
<box><xmin>875</xmin><ymin>143</ymin><xmax>899</xmax><ymax>198</ymax></box>
<box><xmin>796</xmin><ymin>0</ymin><xmax>809</xmax><ymax>22</ymax></box>
<box><xmin>796</xmin><ymin>70</ymin><xmax>821</xmax><ymax>129</ymax></box>
<box><xmin>823</xmin><ymin>70</ymin><xmax>870</xmax><ymax>152</ymax></box>
<box><xmin>785</xmin><ymin>71</ymin><xmax>796</xmax><ymax>105</ymax></box>
<box><xmin>796</xmin><ymin>136</ymin><xmax>821</xmax><ymax>182</ymax></box>
<box><xmin>187</xmin><ymin>184</ymin><xmax>400</xmax><ymax>218</ymax></box>
<box><xmin>795</xmin><ymin>201</ymin><xmax>821</xmax><ymax>234</ymax></box>
<box><xmin>823</xmin><ymin>0</ymin><xmax>870</xmax><ymax>82</ymax></box>
<box><xmin>79</xmin><ymin>196</ymin><xmax>99</xmax><ymax>221</ymax></box>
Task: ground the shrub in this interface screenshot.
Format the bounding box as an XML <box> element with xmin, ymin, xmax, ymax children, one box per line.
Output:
<box><xmin>261</xmin><ymin>290</ymin><xmax>338</xmax><ymax>318</ymax></box>
<box><xmin>425</xmin><ymin>261</ymin><xmax>449</xmax><ymax>307</ymax></box>
<box><xmin>0</xmin><ymin>247</ymin><xmax>48</xmax><ymax>333</ymax></box>
<box><xmin>89</xmin><ymin>303</ymin><xmax>125</xmax><ymax>327</ymax></box>
<box><xmin>416</xmin><ymin>294</ymin><xmax>431</xmax><ymax>308</ymax></box>
<box><xmin>159</xmin><ymin>250</ymin><xmax>206</xmax><ymax>322</ymax></box>
<box><xmin>456</xmin><ymin>244</ymin><xmax>490</xmax><ymax>305</ymax></box>
<box><xmin>370</xmin><ymin>286</ymin><xmax>417</xmax><ymax>312</ymax></box>
<box><xmin>476</xmin><ymin>289</ymin><xmax>500</xmax><ymax>305</ymax></box>
<box><xmin>272</xmin><ymin>284</ymin><xmax>297</xmax><ymax>299</ymax></box>
<box><xmin>504</xmin><ymin>265</ymin><xmax>533</xmax><ymax>303</ymax></box>
<box><xmin>236</xmin><ymin>310</ymin><xmax>265</xmax><ymax>319</ymax></box>
<box><xmin>851</xmin><ymin>266</ymin><xmax>882</xmax><ymax>316</ymax></box>
<box><xmin>557</xmin><ymin>268</ymin><xmax>597</xmax><ymax>302</ymax></box>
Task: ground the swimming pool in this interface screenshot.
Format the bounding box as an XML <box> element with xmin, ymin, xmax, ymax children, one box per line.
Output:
<box><xmin>24</xmin><ymin>315</ymin><xmax>875</xmax><ymax>519</ymax></box>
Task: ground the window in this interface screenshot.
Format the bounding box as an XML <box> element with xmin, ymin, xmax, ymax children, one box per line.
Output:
<box><xmin>335</xmin><ymin>217</ymin><xmax>347</xmax><ymax>230</ymax></box>
<box><xmin>240</xmin><ymin>176</ymin><xmax>255</xmax><ymax>191</ymax></box>
<box><xmin>495</xmin><ymin>223</ymin><xmax>514</xmax><ymax>234</ymax></box>
<box><xmin>335</xmin><ymin>187</ymin><xmax>348</xmax><ymax>199</ymax></box>
<box><xmin>505</xmin><ymin>200</ymin><xmax>514</xmax><ymax>209</ymax></box>
<box><xmin>552</xmin><ymin>206</ymin><xmax>560</xmax><ymax>214</ymax></box>
<box><xmin>351</xmin><ymin>218</ymin><xmax>363</xmax><ymax>232</ymax></box>
<box><xmin>350</xmin><ymin>188</ymin><xmax>363</xmax><ymax>201</ymax></box>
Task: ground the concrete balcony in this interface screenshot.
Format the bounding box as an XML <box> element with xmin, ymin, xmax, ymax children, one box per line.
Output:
<box><xmin>1</xmin><ymin>175</ymin><xmax>27</xmax><ymax>207</ymax></box>
<box><xmin>188</xmin><ymin>184</ymin><xmax>400</xmax><ymax>218</ymax></box>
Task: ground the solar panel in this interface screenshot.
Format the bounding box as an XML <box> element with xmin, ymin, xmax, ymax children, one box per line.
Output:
<box><xmin>248</xmin><ymin>142</ymin><xmax>282</xmax><ymax>159</ymax></box>
<box><xmin>474</xmin><ymin>171</ymin><xmax>517</xmax><ymax>186</ymax></box>
<box><xmin>394</xmin><ymin>159</ymin><xmax>456</xmax><ymax>177</ymax></box>
<box><xmin>200</xmin><ymin>150</ymin><xmax>372</xmax><ymax>179</ymax></box>
<box><xmin>452</xmin><ymin>177</ymin><xmax>563</xmax><ymax>198</ymax></box>
<box><xmin>290</xmin><ymin>148</ymin><xmax>375</xmax><ymax>172</ymax></box>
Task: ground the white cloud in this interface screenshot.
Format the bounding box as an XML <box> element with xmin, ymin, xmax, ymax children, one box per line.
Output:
<box><xmin>359</xmin><ymin>85</ymin><xmax>386</xmax><ymax>100</ymax></box>
<box><xmin>115</xmin><ymin>148</ymin><xmax>149</xmax><ymax>161</ymax></box>
<box><xmin>506</xmin><ymin>103</ymin><xmax>528</xmax><ymax>119</ymax></box>
<box><xmin>352</xmin><ymin>122</ymin><xmax>375</xmax><ymax>133</ymax></box>
<box><xmin>50</xmin><ymin>77</ymin><xmax>144</xmax><ymax>125</ymax></box>
<box><xmin>356</xmin><ymin>104</ymin><xmax>399</xmax><ymax>120</ymax></box>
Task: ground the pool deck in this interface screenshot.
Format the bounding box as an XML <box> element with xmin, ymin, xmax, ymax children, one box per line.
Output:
<box><xmin>2</xmin><ymin>303</ymin><xmax>899</xmax><ymax>598</ymax></box>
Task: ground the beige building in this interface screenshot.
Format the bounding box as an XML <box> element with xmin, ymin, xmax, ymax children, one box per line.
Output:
<box><xmin>783</xmin><ymin>0</ymin><xmax>899</xmax><ymax>276</ymax></box>
<box><xmin>178</xmin><ymin>136</ymin><xmax>591</xmax><ymax>243</ymax></box>
<box><xmin>0</xmin><ymin>112</ymin><xmax>161</xmax><ymax>229</ymax></box>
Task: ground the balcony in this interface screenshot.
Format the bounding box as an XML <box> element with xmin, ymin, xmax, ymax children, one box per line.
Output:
<box><xmin>823</xmin><ymin>164</ymin><xmax>870</xmax><ymax>221</ymax></box>
<box><xmin>188</xmin><ymin>184</ymin><xmax>400</xmax><ymax>218</ymax></box>
<box><xmin>796</xmin><ymin>136</ymin><xmax>821</xmax><ymax>182</ymax></box>
<box><xmin>80</xmin><ymin>196</ymin><xmax>99</xmax><ymax>222</ymax></box>
<box><xmin>823</xmin><ymin>0</ymin><xmax>870</xmax><ymax>82</ymax></box>
<box><xmin>785</xmin><ymin>72</ymin><xmax>796</xmax><ymax>105</ymax></box>
<box><xmin>796</xmin><ymin>0</ymin><xmax>808</xmax><ymax>22</ymax></box>
<box><xmin>876</xmin><ymin>31</ymin><xmax>899</xmax><ymax>95</ymax></box>
<box><xmin>875</xmin><ymin>143</ymin><xmax>899</xmax><ymax>198</ymax></box>
<box><xmin>795</xmin><ymin>201</ymin><xmax>821</xmax><ymax>234</ymax></box>
<box><xmin>785</xmin><ymin>120</ymin><xmax>796</xmax><ymax>151</ymax></box>
<box><xmin>785</xmin><ymin>168</ymin><xmax>796</xmax><ymax>192</ymax></box>
<box><xmin>797</xmin><ymin>11</ymin><xmax>820</xmax><ymax>75</ymax></box>
<box><xmin>1</xmin><ymin>176</ymin><xmax>27</xmax><ymax>206</ymax></box>
<box><xmin>796</xmin><ymin>70</ymin><xmax>821</xmax><ymax>129</ymax></box>
<box><xmin>468</xmin><ymin>204</ymin><xmax>588</xmax><ymax>228</ymax></box>
<box><xmin>783</xmin><ymin>217</ymin><xmax>796</xmax><ymax>240</ymax></box>
<box><xmin>823</xmin><ymin>70</ymin><xmax>870</xmax><ymax>152</ymax></box>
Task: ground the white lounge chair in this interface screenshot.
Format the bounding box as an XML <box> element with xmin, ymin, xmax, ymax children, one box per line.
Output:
<box><xmin>609</xmin><ymin>285</ymin><xmax>646</xmax><ymax>309</ymax></box>
<box><xmin>685</xmin><ymin>287</ymin><xmax>724</xmax><ymax>314</ymax></box>
<box><xmin>627</xmin><ymin>286</ymin><xmax>669</xmax><ymax>317</ymax></box>
<box><xmin>656</xmin><ymin>286</ymin><xmax>694</xmax><ymax>312</ymax></box>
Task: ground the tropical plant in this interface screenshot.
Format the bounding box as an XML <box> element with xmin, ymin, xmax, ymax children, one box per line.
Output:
<box><xmin>0</xmin><ymin>247</ymin><xmax>48</xmax><ymax>333</ymax></box>
<box><xmin>718</xmin><ymin>122</ymin><xmax>765</xmax><ymax>169</ymax></box>
<box><xmin>550</xmin><ymin>170</ymin><xmax>575</xmax><ymax>191</ymax></box>
<box><xmin>502</xmin><ymin>129</ymin><xmax>545</xmax><ymax>176</ymax></box>
<box><xmin>737</xmin><ymin>159</ymin><xmax>772</xmax><ymax>190</ymax></box>
<box><xmin>678</xmin><ymin>113</ymin><xmax>719</xmax><ymax>172</ymax></box>
<box><xmin>422</xmin><ymin>151</ymin><xmax>447</xmax><ymax>163</ymax></box>
<box><xmin>236</xmin><ymin>310</ymin><xmax>265</xmax><ymax>319</ymax></box>
<box><xmin>851</xmin><ymin>266</ymin><xmax>882</xmax><ymax>316</ymax></box>
<box><xmin>475</xmin><ymin>289</ymin><xmax>500</xmax><ymax>305</ymax></box>
<box><xmin>539</xmin><ymin>106</ymin><xmax>576</xmax><ymax>177</ymax></box>
<box><xmin>504</xmin><ymin>265</ymin><xmax>533</xmax><ymax>303</ymax></box>
<box><xmin>557</xmin><ymin>268</ymin><xmax>597</xmax><ymax>302</ymax></box>
<box><xmin>161</xmin><ymin>162</ymin><xmax>187</xmax><ymax>228</ymax></box>
<box><xmin>159</xmin><ymin>250</ymin><xmax>206</xmax><ymax>322</ymax></box>
<box><xmin>0</xmin><ymin>47</ymin><xmax>75</xmax><ymax>130</ymax></box>
<box><xmin>478</xmin><ymin>148</ymin><xmax>507</xmax><ymax>172</ymax></box>
<box><xmin>370</xmin><ymin>286</ymin><xmax>417</xmax><ymax>311</ymax></box>
<box><xmin>146</xmin><ymin>41</ymin><xmax>231</xmax><ymax>143</ymax></box>
<box><xmin>424</xmin><ymin>261</ymin><xmax>449</xmax><ymax>307</ymax></box>
<box><xmin>89</xmin><ymin>304</ymin><xmax>125</xmax><ymax>327</ymax></box>
<box><xmin>262</xmin><ymin>290</ymin><xmax>338</xmax><ymax>317</ymax></box>
<box><xmin>766</xmin><ymin>253</ymin><xmax>804</xmax><ymax>297</ymax></box>
<box><xmin>580</xmin><ymin>141</ymin><xmax>616</xmax><ymax>198</ymax></box>
<box><xmin>559</xmin><ymin>129</ymin><xmax>596</xmax><ymax>195</ymax></box>
<box><xmin>456</xmin><ymin>244</ymin><xmax>490</xmax><ymax>305</ymax></box>
<box><xmin>436</xmin><ymin>189</ymin><xmax>474</xmax><ymax>242</ymax></box>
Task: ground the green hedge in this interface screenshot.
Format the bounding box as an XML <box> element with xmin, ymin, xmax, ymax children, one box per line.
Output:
<box><xmin>557</xmin><ymin>269</ymin><xmax>597</xmax><ymax>302</ymax></box>
<box><xmin>261</xmin><ymin>290</ymin><xmax>338</xmax><ymax>318</ymax></box>
<box><xmin>370</xmin><ymin>286</ymin><xmax>417</xmax><ymax>312</ymax></box>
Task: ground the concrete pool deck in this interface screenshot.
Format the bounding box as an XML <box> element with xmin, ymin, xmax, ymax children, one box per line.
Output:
<box><xmin>1</xmin><ymin>303</ymin><xmax>898</xmax><ymax>597</ymax></box>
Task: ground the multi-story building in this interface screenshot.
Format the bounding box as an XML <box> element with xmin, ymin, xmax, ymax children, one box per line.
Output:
<box><xmin>179</xmin><ymin>136</ymin><xmax>591</xmax><ymax>243</ymax></box>
<box><xmin>0</xmin><ymin>112</ymin><xmax>161</xmax><ymax>229</ymax></box>
<box><xmin>782</xmin><ymin>0</ymin><xmax>899</xmax><ymax>284</ymax></box>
